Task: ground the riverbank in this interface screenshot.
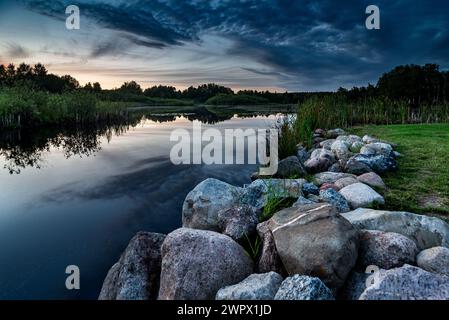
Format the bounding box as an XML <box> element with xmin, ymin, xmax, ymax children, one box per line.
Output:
<box><xmin>99</xmin><ymin>127</ymin><xmax>449</xmax><ymax>300</ymax></box>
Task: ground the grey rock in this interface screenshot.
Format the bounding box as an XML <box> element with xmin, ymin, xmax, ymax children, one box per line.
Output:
<box><xmin>357</xmin><ymin>172</ymin><xmax>386</xmax><ymax>190</ymax></box>
<box><xmin>99</xmin><ymin>232</ymin><xmax>166</xmax><ymax>300</ymax></box>
<box><xmin>339</xmin><ymin>183</ymin><xmax>385</xmax><ymax>209</ymax></box>
<box><xmin>275</xmin><ymin>156</ymin><xmax>307</xmax><ymax>178</ymax></box>
<box><xmin>218</xmin><ymin>205</ymin><xmax>259</xmax><ymax>243</ymax></box>
<box><xmin>256</xmin><ymin>221</ymin><xmax>287</xmax><ymax>276</ymax></box>
<box><xmin>274</xmin><ymin>275</ymin><xmax>334</xmax><ymax>300</ymax></box>
<box><xmin>351</xmin><ymin>154</ymin><xmax>398</xmax><ymax>173</ymax></box>
<box><xmin>307</xmin><ymin>194</ymin><xmax>322</xmax><ymax>202</ymax></box>
<box><xmin>360</xmin><ymin>142</ymin><xmax>393</xmax><ymax>157</ymax></box>
<box><xmin>334</xmin><ymin>176</ymin><xmax>359</xmax><ymax>190</ymax></box>
<box><xmin>417</xmin><ymin>247</ymin><xmax>449</xmax><ymax>276</ymax></box>
<box><xmin>313</xmin><ymin>172</ymin><xmax>356</xmax><ymax>186</ymax></box>
<box><xmin>158</xmin><ymin>228</ymin><xmax>253</xmax><ymax>300</ymax></box>
<box><xmin>359</xmin><ymin>265</ymin><xmax>449</xmax><ymax>300</ymax></box>
<box><xmin>319</xmin><ymin>188</ymin><xmax>351</xmax><ymax>213</ymax></box>
<box><xmin>320</xmin><ymin>139</ymin><xmax>336</xmax><ymax>150</ymax></box>
<box><xmin>358</xmin><ymin>230</ymin><xmax>418</xmax><ymax>270</ymax></box>
<box><xmin>296</xmin><ymin>146</ymin><xmax>310</xmax><ymax>164</ymax></box>
<box><xmin>293</xmin><ymin>196</ymin><xmax>316</xmax><ymax>207</ymax></box>
<box><xmin>305</xmin><ymin>149</ymin><xmax>336</xmax><ymax>173</ymax></box>
<box><xmin>345</xmin><ymin>157</ymin><xmax>373</xmax><ymax>175</ymax></box>
<box><xmin>267</xmin><ymin>203</ymin><xmax>359</xmax><ymax>289</ymax></box>
<box><xmin>331</xmin><ymin>140</ymin><xmax>350</xmax><ymax>160</ymax></box>
<box><xmin>302</xmin><ymin>182</ymin><xmax>319</xmax><ymax>196</ymax></box>
<box><xmin>182</xmin><ymin>178</ymin><xmax>244</xmax><ymax>231</ymax></box>
<box><xmin>216</xmin><ymin>272</ymin><xmax>283</xmax><ymax>300</ymax></box>
<box><xmin>362</xmin><ymin>135</ymin><xmax>379</xmax><ymax>144</ymax></box>
<box><xmin>342</xmin><ymin>208</ymin><xmax>449</xmax><ymax>250</ymax></box>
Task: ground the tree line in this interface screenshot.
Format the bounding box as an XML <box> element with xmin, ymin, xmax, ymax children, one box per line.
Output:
<box><xmin>1</xmin><ymin>62</ymin><xmax>449</xmax><ymax>105</ymax></box>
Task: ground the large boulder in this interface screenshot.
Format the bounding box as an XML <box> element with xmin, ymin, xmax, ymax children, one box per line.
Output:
<box><xmin>302</xmin><ymin>182</ymin><xmax>319</xmax><ymax>196</ymax></box>
<box><xmin>319</xmin><ymin>188</ymin><xmax>351</xmax><ymax>213</ymax></box>
<box><xmin>342</xmin><ymin>208</ymin><xmax>449</xmax><ymax>250</ymax></box>
<box><xmin>357</xmin><ymin>230</ymin><xmax>418</xmax><ymax>270</ymax></box>
<box><xmin>218</xmin><ymin>205</ymin><xmax>259</xmax><ymax>243</ymax></box>
<box><xmin>357</xmin><ymin>172</ymin><xmax>386</xmax><ymax>190</ymax></box>
<box><xmin>359</xmin><ymin>265</ymin><xmax>449</xmax><ymax>300</ymax></box>
<box><xmin>158</xmin><ymin>228</ymin><xmax>253</xmax><ymax>300</ymax></box>
<box><xmin>313</xmin><ymin>172</ymin><xmax>356</xmax><ymax>186</ymax></box>
<box><xmin>182</xmin><ymin>178</ymin><xmax>244</xmax><ymax>231</ymax></box>
<box><xmin>296</xmin><ymin>146</ymin><xmax>309</xmax><ymax>164</ymax></box>
<box><xmin>216</xmin><ymin>272</ymin><xmax>283</xmax><ymax>300</ymax></box>
<box><xmin>339</xmin><ymin>183</ymin><xmax>385</xmax><ymax>209</ymax></box>
<box><xmin>327</xmin><ymin>128</ymin><xmax>346</xmax><ymax>139</ymax></box>
<box><xmin>255</xmin><ymin>221</ymin><xmax>287</xmax><ymax>276</ymax></box>
<box><xmin>351</xmin><ymin>154</ymin><xmax>397</xmax><ymax>173</ymax></box>
<box><xmin>267</xmin><ymin>203</ymin><xmax>359</xmax><ymax>289</ymax></box>
<box><xmin>275</xmin><ymin>156</ymin><xmax>307</xmax><ymax>178</ymax></box>
<box><xmin>320</xmin><ymin>139</ymin><xmax>336</xmax><ymax>150</ymax></box>
<box><xmin>274</xmin><ymin>275</ymin><xmax>334</xmax><ymax>300</ymax></box>
<box><xmin>242</xmin><ymin>179</ymin><xmax>305</xmax><ymax>210</ymax></box>
<box><xmin>417</xmin><ymin>247</ymin><xmax>449</xmax><ymax>276</ymax></box>
<box><xmin>99</xmin><ymin>232</ymin><xmax>166</xmax><ymax>300</ymax></box>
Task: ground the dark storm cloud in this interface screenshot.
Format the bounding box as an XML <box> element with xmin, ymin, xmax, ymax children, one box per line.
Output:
<box><xmin>20</xmin><ymin>0</ymin><xmax>449</xmax><ymax>90</ymax></box>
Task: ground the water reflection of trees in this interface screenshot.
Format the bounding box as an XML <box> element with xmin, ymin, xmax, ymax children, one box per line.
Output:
<box><xmin>0</xmin><ymin>107</ymin><xmax>280</xmax><ymax>174</ymax></box>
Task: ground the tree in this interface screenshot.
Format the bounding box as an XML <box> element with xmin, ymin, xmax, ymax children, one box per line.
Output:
<box><xmin>60</xmin><ymin>75</ymin><xmax>79</xmax><ymax>91</ymax></box>
<box><xmin>92</xmin><ymin>82</ymin><xmax>102</xmax><ymax>92</ymax></box>
<box><xmin>120</xmin><ymin>81</ymin><xmax>142</xmax><ymax>95</ymax></box>
<box><xmin>33</xmin><ymin>63</ymin><xmax>48</xmax><ymax>77</ymax></box>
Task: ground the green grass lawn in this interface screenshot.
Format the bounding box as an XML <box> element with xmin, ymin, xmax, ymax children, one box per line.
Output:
<box><xmin>352</xmin><ymin>123</ymin><xmax>449</xmax><ymax>221</ymax></box>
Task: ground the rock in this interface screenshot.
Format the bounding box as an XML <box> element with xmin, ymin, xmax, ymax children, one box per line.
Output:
<box><xmin>319</xmin><ymin>188</ymin><xmax>351</xmax><ymax>213</ymax></box>
<box><xmin>267</xmin><ymin>203</ymin><xmax>359</xmax><ymax>289</ymax></box>
<box><xmin>344</xmin><ymin>157</ymin><xmax>373</xmax><ymax>175</ymax></box>
<box><xmin>314</xmin><ymin>128</ymin><xmax>326</xmax><ymax>136</ymax></box>
<box><xmin>350</xmin><ymin>141</ymin><xmax>364</xmax><ymax>153</ymax></box>
<box><xmin>305</xmin><ymin>149</ymin><xmax>336</xmax><ymax>173</ymax></box>
<box><xmin>216</xmin><ymin>272</ymin><xmax>283</xmax><ymax>300</ymax></box>
<box><xmin>182</xmin><ymin>178</ymin><xmax>244</xmax><ymax>231</ymax></box>
<box><xmin>342</xmin><ymin>208</ymin><xmax>449</xmax><ymax>250</ymax></box>
<box><xmin>339</xmin><ymin>271</ymin><xmax>369</xmax><ymax>300</ymax></box>
<box><xmin>362</xmin><ymin>135</ymin><xmax>379</xmax><ymax>144</ymax></box>
<box><xmin>99</xmin><ymin>232</ymin><xmax>166</xmax><ymax>300</ymax></box>
<box><xmin>302</xmin><ymin>183</ymin><xmax>319</xmax><ymax>196</ymax></box>
<box><xmin>296</xmin><ymin>146</ymin><xmax>309</xmax><ymax>164</ymax></box>
<box><xmin>320</xmin><ymin>139</ymin><xmax>336</xmax><ymax>150</ymax></box>
<box><xmin>357</xmin><ymin>172</ymin><xmax>386</xmax><ymax>190</ymax></box>
<box><xmin>328</xmin><ymin>162</ymin><xmax>344</xmax><ymax>173</ymax></box>
<box><xmin>337</xmin><ymin>135</ymin><xmax>362</xmax><ymax>145</ymax></box>
<box><xmin>274</xmin><ymin>156</ymin><xmax>307</xmax><ymax>178</ymax></box>
<box><xmin>250</xmin><ymin>172</ymin><xmax>260</xmax><ymax>181</ymax></box>
<box><xmin>359</xmin><ymin>265</ymin><xmax>449</xmax><ymax>300</ymax></box>
<box><xmin>319</xmin><ymin>183</ymin><xmax>339</xmax><ymax>191</ymax></box>
<box><xmin>360</xmin><ymin>143</ymin><xmax>393</xmax><ymax>157</ymax></box>
<box><xmin>313</xmin><ymin>137</ymin><xmax>325</xmax><ymax>145</ymax></box>
<box><xmin>393</xmin><ymin>151</ymin><xmax>403</xmax><ymax>158</ymax></box>
<box><xmin>331</xmin><ymin>141</ymin><xmax>350</xmax><ymax>160</ymax></box>
<box><xmin>358</xmin><ymin>230</ymin><xmax>418</xmax><ymax>270</ymax></box>
<box><xmin>158</xmin><ymin>228</ymin><xmax>253</xmax><ymax>300</ymax></box>
<box><xmin>327</xmin><ymin>128</ymin><xmax>346</xmax><ymax>139</ymax></box>
<box><xmin>218</xmin><ymin>205</ymin><xmax>259</xmax><ymax>243</ymax></box>
<box><xmin>256</xmin><ymin>221</ymin><xmax>286</xmax><ymax>275</ymax></box>
<box><xmin>339</xmin><ymin>183</ymin><xmax>385</xmax><ymax>209</ymax></box>
<box><xmin>351</xmin><ymin>154</ymin><xmax>397</xmax><ymax>173</ymax></box>
<box><xmin>243</xmin><ymin>179</ymin><xmax>305</xmax><ymax>210</ymax></box>
<box><xmin>417</xmin><ymin>247</ymin><xmax>449</xmax><ymax>276</ymax></box>
<box><xmin>313</xmin><ymin>172</ymin><xmax>356</xmax><ymax>186</ymax></box>
<box><xmin>307</xmin><ymin>194</ymin><xmax>322</xmax><ymax>202</ymax></box>
<box><xmin>293</xmin><ymin>196</ymin><xmax>316</xmax><ymax>207</ymax></box>
<box><xmin>274</xmin><ymin>275</ymin><xmax>334</xmax><ymax>300</ymax></box>
<box><xmin>334</xmin><ymin>177</ymin><xmax>358</xmax><ymax>190</ymax></box>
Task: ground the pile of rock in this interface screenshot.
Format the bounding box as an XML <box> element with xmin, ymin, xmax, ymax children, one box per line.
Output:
<box><xmin>99</xmin><ymin>130</ymin><xmax>449</xmax><ymax>301</ymax></box>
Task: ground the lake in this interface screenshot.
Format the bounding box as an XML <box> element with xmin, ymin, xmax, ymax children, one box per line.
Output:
<box><xmin>0</xmin><ymin>109</ymin><xmax>282</xmax><ymax>299</ymax></box>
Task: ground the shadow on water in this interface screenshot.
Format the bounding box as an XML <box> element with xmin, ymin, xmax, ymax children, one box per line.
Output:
<box><xmin>0</xmin><ymin>106</ymin><xmax>281</xmax><ymax>174</ymax></box>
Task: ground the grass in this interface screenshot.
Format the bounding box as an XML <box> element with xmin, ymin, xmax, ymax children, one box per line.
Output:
<box><xmin>205</xmin><ymin>93</ymin><xmax>269</xmax><ymax>105</ymax></box>
<box><xmin>351</xmin><ymin>123</ymin><xmax>449</xmax><ymax>221</ymax></box>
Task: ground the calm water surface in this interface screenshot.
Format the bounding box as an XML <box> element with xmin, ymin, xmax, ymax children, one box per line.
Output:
<box><xmin>0</xmin><ymin>113</ymin><xmax>279</xmax><ymax>299</ymax></box>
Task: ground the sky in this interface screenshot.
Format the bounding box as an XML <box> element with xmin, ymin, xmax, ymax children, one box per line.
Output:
<box><xmin>0</xmin><ymin>0</ymin><xmax>448</xmax><ymax>91</ymax></box>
